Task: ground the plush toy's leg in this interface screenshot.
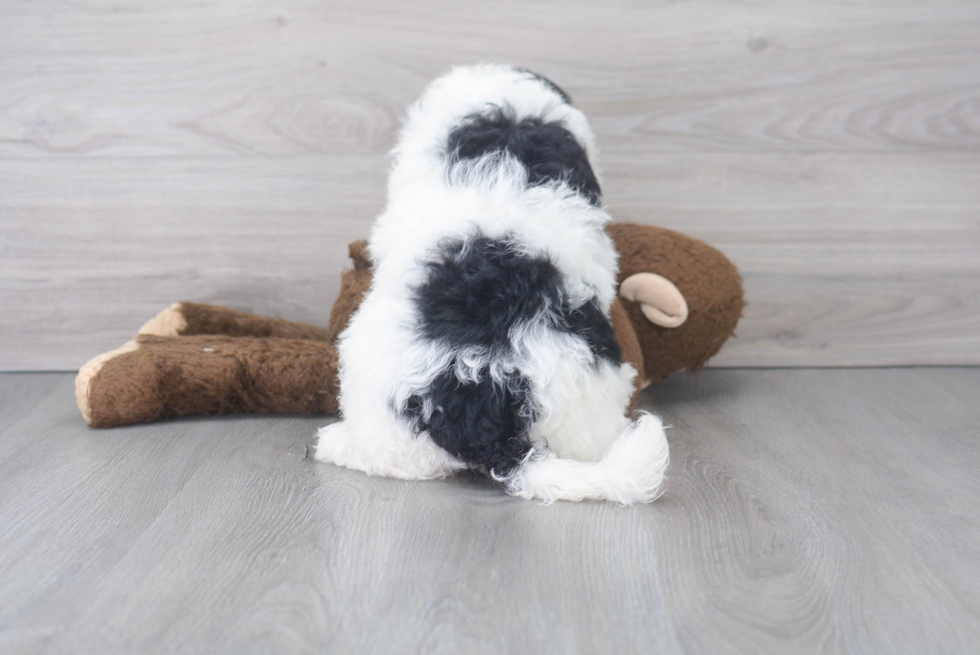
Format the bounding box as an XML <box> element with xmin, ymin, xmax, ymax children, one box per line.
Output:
<box><xmin>139</xmin><ymin>302</ymin><xmax>332</xmax><ymax>341</ymax></box>
<box><xmin>76</xmin><ymin>335</ymin><xmax>339</xmax><ymax>427</ymax></box>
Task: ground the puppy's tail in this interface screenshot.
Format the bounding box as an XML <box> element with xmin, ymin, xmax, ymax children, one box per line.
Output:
<box><xmin>503</xmin><ymin>413</ymin><xmax>670</xmax><ymax>505</ymax></box>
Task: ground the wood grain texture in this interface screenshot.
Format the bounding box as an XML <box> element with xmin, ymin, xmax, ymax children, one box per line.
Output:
<box><xmin>1</xmin><ymin>368</ymin><xmax>979</xmax><ymax>653</ymax></box>
<box><xmin>1</xmin><ymin>0</ymin><xmax>979</xmax><ymax>370</ymax></box>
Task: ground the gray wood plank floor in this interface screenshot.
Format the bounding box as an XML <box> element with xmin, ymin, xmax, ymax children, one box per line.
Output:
<box><xmin>1</xmin><ymin>368</ymin><xmax>978</xmax><ymax>653</ymax></box>
<box><xmin>2</xmin><ymin>0</ymin><xmax>979</xmax><ymax>371</ymax></box>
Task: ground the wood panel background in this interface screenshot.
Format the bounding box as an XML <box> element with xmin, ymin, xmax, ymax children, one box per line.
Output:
<box><xmin>1</xmin><ymin>0</ymin><xmax>979</xmax><ymax>370</ymax></box>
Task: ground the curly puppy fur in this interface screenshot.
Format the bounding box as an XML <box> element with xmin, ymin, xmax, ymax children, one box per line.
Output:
<box><xmin>315</xmin><ymin>64</ymin><xmax>669</xmax><ymax>503</ymax></box>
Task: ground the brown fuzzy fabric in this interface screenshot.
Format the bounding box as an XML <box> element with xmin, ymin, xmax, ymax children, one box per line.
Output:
<box><xmin>177</xmin><ymin>302</ymin><xmax>331</xmax><ymax>341</ymax></box>
<box><xmin>347</xmin><ymin>240</ymin><xmax>371</xmax><ymax>272</ymax></box>
<box><xmin>79</xmin><ymin>226</ymin><xmax>743</xmax><ymax>428</ymax></box>
<box><xmin>610</xmin><ymin>297</ymin><xmax>645</xmax><ymax>408</ymax></box>
<box><xmin>607</xmin><ymin>223</ymin><xmax>745</xmax><ymax>382</ymax></box>
<box><xmin>326</xmin><ymin>241</ymin><xmax>373</xmax><ymax>344</ymax></box>
<box><xmin>85</xmin><ymin>335</ymin><xmax>339</xmax><ymax>427</ymax></box>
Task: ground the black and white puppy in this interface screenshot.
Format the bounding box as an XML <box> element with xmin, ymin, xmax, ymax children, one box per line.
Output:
<box><xmin>316</xmin><ymin>64</ymin><xmax>669</xmax><ymax>503</ymax></box>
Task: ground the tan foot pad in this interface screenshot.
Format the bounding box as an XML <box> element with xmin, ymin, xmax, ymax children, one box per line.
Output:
<box><xmin>75</xmin><ymin>339</ymin><xmax>141</xmax><ymax>424</ymax></box>
<box><xmin>139</xmin><ymin>303</ymin><xmax>188</xmax><ymax>337</ymax></box>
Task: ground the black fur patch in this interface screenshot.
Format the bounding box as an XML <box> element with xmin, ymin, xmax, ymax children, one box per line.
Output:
<box><xmin>563</xmin><ymin>298</ymin><xmax>622</xmax><ymax>363</ymax></box>
<box><xmin>446</xmin><ymin>107</ymin><xmax>602</xmax><ymax>205</ymax></box>
<box><xmin>404</xmin><ymin>234</ymin><xmax>620</xmax><ymax>474</ymax></box>
<box><xmin>405</xmin><ymin>369</ymin><xmax>534</xmax><ymax>477</ymax></box>
<box><xmin>413</xmin><ymin>234</ymin><xmax>563</xmax><ymax>349</ymax></box>
<box><xmin>516</xmin><ymin>68</ymin><xmax>573</xmax><ymax>104</ymax></box>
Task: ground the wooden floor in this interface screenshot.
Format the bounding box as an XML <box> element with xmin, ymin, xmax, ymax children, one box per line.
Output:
<box><xmin>2</xmin><ymin>368</ymin><xmax>978</xmax><ymax>653</ymax></box>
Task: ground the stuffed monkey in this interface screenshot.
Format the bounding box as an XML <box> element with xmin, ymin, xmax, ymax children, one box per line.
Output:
<box><xmin>76</xmin><ymin>224</ymin><xmax>743</xmax><ymax>428</ymax></box>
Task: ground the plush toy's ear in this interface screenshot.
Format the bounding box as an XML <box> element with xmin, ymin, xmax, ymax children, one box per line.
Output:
<box><xmin>77</xmin><ymin>335</ymin><xmax>340</xmax><ymax>427</ymax></box>
<box><xmin>619</xmin><ymin>272</ymin><xmax>688</xmax><ymax>328</ymax></box>
<box><xmin>608</xmin><ymin>222</ymin><xmax>744</xmax><ymax>383</ymax></box>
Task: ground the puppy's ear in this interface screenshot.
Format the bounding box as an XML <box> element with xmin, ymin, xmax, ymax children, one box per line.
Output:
<box><xmin>348</xmin><ymin>240</ymin><xmax>371</xmax><ymax>271</ymax></box>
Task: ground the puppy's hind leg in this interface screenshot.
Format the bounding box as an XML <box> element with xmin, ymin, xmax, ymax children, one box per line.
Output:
<box><xmin>315</xmin><ymin>415</ymin><xmax>464</xmax><ymax>481</ymax></box>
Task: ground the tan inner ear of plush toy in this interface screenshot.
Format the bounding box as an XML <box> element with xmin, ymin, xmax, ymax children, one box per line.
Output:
<box><xmin>75</xmin><ymin>339</ymin><xmax>141</xmax><ymax>424</ymax></box>
<box><xmin>619</xmin><ymin>272</ymin><xmax>689</xmax><ymax>328</ymax></box>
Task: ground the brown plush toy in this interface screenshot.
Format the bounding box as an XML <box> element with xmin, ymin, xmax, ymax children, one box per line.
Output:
<box><xmin>76</xmin><ymin>223</ymin><xmax>744</xmax><ymax>428</ymax></box>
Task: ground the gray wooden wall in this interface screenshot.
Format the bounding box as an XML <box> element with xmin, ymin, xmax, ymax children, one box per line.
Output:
<box><xmin>2</xmin><ymin>0</ymin><xmax>978</xmax><ymax>371</ymax></box>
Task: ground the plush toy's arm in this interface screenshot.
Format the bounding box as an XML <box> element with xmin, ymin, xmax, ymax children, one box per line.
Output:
<box><xmin>76</xmin><ymin>335</ymin><xmax>339</xmax><ymax>427</ymax></box>
<box><xmin>138</xmin><ymin>241</ymin><xmax>373</xmax><ymax>343</ymax></box>
<box><xmin>139</xmin><ymin>302</ymin><xmax>331</xmax><ymax>340</ymax></box>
